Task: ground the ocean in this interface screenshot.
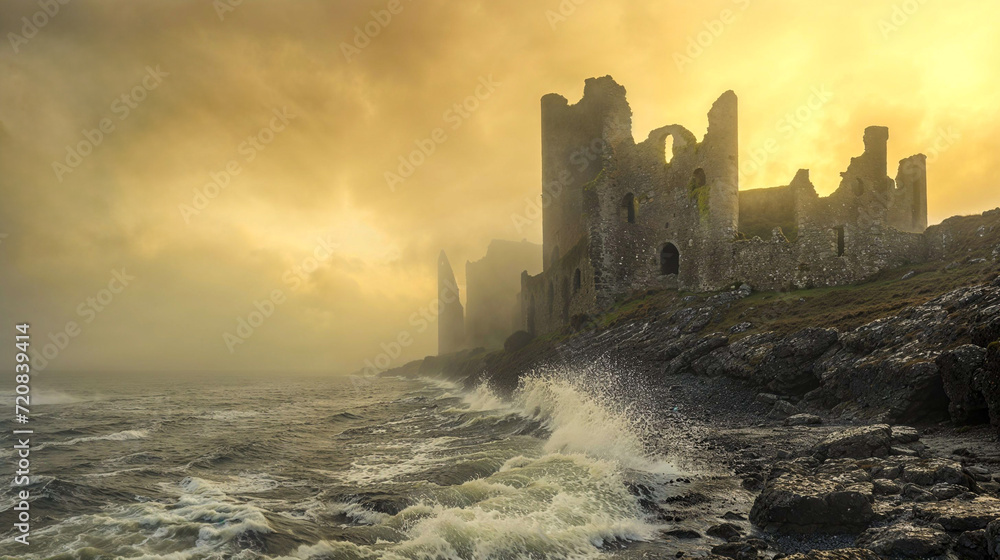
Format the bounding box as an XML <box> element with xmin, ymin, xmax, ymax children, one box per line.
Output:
<box><xmin>0</xmin><ymin>370</ymin><xmax>683</xmax><ymax>559</ymax></box>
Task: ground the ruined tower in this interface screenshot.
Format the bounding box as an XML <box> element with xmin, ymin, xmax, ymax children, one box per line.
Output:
<box><xmin>437</xmin><ymin>251</ymin><xmax>465</xmax><ymax>355</ymax></box>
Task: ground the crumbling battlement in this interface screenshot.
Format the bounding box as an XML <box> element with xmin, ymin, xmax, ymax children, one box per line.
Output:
<box><xmin>517</xmin><ymin>76</ymin><xmax>931</xmax><ymax>336</ymax></box>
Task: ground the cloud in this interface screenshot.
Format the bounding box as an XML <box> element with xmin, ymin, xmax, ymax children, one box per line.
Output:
<box><xmin>1</xmin><ymin>0</ymin><xmax>998</xmax><ymax>373</ymax></box>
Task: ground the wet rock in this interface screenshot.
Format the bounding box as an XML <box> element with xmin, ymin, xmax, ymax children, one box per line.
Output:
<box><xmin>750</xmin><ymin>460</ymin><xmax>875</xmax><ymax>534</ymax></box>
<box><xmin>503</xmin><ymin>330</ymin><xmax>535</xmax><ymax>353</ymax></box>
<box><xmin>664</xmin><ymin>528</ymin><xmax>702</xmax><ymax>539</ymax></box>
<box><xmin>855</xmin><ymin>522</ymin><xmax>950</xmax><ymax>558</ymax></box>
<box><xmin>706</xmin><ymin>522</ymin><xmax>743</xmax><ymax>541</ymax></box>
<box><xmin>914</xmin><ymin>496</ymin><xmax>1000</xmax><ymax>531</ymax></box>
<box><xmin>955</xmin><ymin>528</ymin><xmax>988</xmax><ymax>560</ymax></box>
<box><xmin>722</xmin><ymin>511</ymin><xmax>746</xmax><ymax>521</ymax></box>
<box><xmin>812</xmin><ymin>424</ymin><xmax>893</xmax><ymax>460</ymax></box>
<box><xmin>938</xmin><ymin>344</ymin><xmax>989</xmax><ymax>424</ymax></box>
<box><xmin>782</xmin><ymin>550</ymin><xmax>880</xmax><ymax>560</ymax></box>
<box><xmin>785</xmin><ymin>413</ymin><xmax>822</xmax><ymax>426</ymax></box>
<box><xmin>890</xmin><ymin>425</ymin><xmax>920</xmax><ymax>444</ymax></box>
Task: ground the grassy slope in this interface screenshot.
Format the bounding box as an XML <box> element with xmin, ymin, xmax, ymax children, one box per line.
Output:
<box><xmin>589</xmin><ymin>211</ymin><xmax>1000</xmax><ymax>340</ymax></box>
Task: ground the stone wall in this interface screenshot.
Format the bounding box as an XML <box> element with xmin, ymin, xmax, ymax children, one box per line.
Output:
<box><xmin>513</xmin><ymin>76</ymin><xmax>931</xmax><ymax>336</ymax></box>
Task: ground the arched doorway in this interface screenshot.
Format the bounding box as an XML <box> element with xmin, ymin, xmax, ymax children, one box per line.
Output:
<box><xmin>660</xmin><ymin>243</ymin><xmax>680</xmax><ymax>275</ymax></box>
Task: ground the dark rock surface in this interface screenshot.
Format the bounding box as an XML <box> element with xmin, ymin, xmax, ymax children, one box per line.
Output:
<box><xmin>854</xmin><ymin>522</ymin><xmax>950</xmax><ymax>558</ymax></box>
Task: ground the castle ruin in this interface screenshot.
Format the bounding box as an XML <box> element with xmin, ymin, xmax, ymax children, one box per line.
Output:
<box><xmin>516</xmin><ymin>76</ymin><xmax>929</xmax><ymax>336</ymax></box>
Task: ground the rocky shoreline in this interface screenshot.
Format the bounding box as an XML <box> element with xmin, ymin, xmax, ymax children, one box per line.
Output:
<box><xmin>381</xmin><ymin>209</ymin><xmax>1000</xmax><ymax>558</ymax></box>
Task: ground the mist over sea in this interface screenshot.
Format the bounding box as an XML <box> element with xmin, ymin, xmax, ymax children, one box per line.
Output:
<box><xmin>0</xmin><ymin>370</ymin><xmax>680</xmax><ymax>559</ymax></box>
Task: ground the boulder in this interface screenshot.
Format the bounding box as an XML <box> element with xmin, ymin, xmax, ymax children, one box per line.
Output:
<box><xmin>705</xmin><ymin>522</ymin><xmax>743</xmax><ymax>541</ymax></box>
<box><xmin>855</xmin><ymin>522</ymin><xmax>950</xmax><ymax>558</ymax></box>
<box><xmin>955</xmin><ymin>529</ymin><xmax>989</xmax><ymax>560</ymax></box>
<box><xmin>750</xmin><ymin>460</ymin><xmax>875</xmax><ymax>533</ymax></box>
<box><xmin>987</xmin><ymin>519</ymin><xmax>1000</xmax><ymax>559</ymax></box>
<box><xmin>812</xmin><ymin>425</ymin><xmax>893</xmax><ymax>460</ymax></box>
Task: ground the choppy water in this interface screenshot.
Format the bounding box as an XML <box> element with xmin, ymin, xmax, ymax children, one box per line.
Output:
<box><xmin>0</xmin><ymin>371</ymin><xmax>681</xmax><ymax>559</ymax></box>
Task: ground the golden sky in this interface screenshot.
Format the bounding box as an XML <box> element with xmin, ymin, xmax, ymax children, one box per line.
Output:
<box><xmin>1</xmin><ymin>0</ymin><xmax>998</xmax><ymax>374</ymax></box>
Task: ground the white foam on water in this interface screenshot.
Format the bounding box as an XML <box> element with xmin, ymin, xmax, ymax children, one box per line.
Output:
<box><xmin>273</xmin><ymin>372</ymin><xmax>672</xmax><ymax>560</ymax></box>
<box><xmin>36</xmin><ymin>429</ymin><xmax>151</xmax><ymax>451</ymax></box>
<box><xmin>338</xmin><ymin>436</ymin><xmax>457</xmax><ymax>485</ymax></box>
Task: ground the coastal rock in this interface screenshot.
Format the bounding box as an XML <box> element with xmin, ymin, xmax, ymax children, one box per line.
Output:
<box><xmin>955</xmin><ymin>528</ymin><xmax>989</xmax><ymax>560</ymax></box>
<box><xmin>987</xmin><ymin>519</ymin><xmax>1000</xmax><ymax>559</ymax></box>
<box><xmin>812</xmin><ymin>424</ymin><xmax>893</xmax><ymax>460</ymax></box>
<box><xmin>749</xmin><ymin>461</ymin><xmax>875</xmax><ymax>533</ymax></box>
<box><xmin>937</xmin><ymin>344</ymin><xmax>989</xmax><ymax>424</ymax></box>
<box><xmin>914</xmin><ymin>496</ymin><xmax>1000</xmax><ymax>531</ymax></box>
<box><xmin>811</xmin><ymin>285</ymin><xmax>1000</xmax><ymax>423</ymax></box>
<box><xmin>705</xmin><ymin>522</ymin><xmax>743</xmax><ymax>540</ymax></box>
<box><xmin>855</xmin><ymin>522</ymin><xmax>950</xmax><ymax>558</ymax></box>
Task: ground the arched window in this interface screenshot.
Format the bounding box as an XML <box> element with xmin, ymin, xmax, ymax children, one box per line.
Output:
<box><xmin>660</xmin><ymin>243</ymin><xmax>680</xmax><ymax>276</ymax></box>
<box><xmin>691</xmin><ymin>168</ymin><xmax>707</xmax><ymax>190</ymax></box>
<box><xmin>573</xmin><ymin>269</ymin><xmax>582</xmax><ymax>293</ymax></box>
<box><xmin>621</xmin><ymin>193</ymin><xmax>636</xmax><ymax>223</ymax></box>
